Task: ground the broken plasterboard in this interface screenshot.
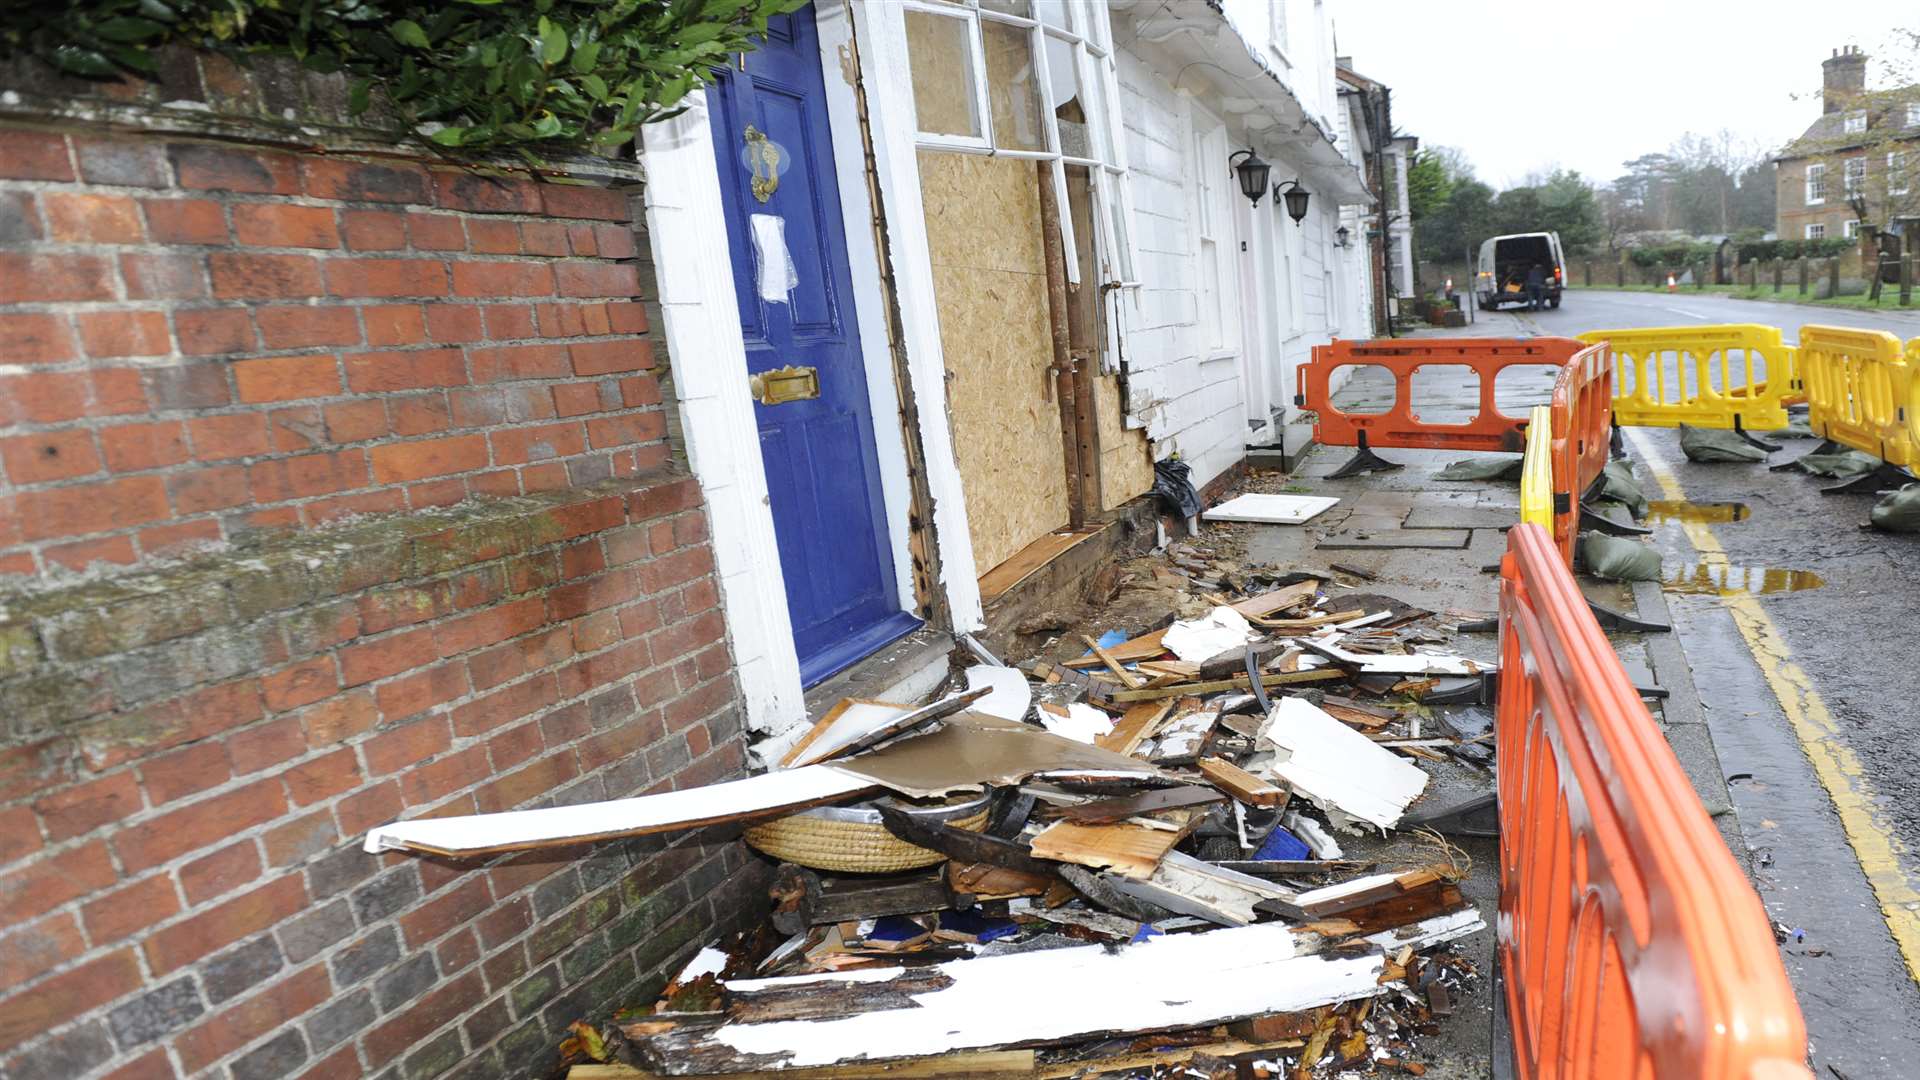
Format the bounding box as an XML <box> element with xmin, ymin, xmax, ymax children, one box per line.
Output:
<box><xmin>782</xmin><ymin>700</ymin><xmax>913</xmax><ymax>768</ymax></box>
<box><xmin>1037</xmin><ymin>702</ymin><xmax>1115</xmax><ymax>744</ymax></box>
<box><xmin>625</xmin><ymin>907</ymin><xmax>1484</xmax><ymax>1074</ymax></box>
<box><xmin>1203</xmin><ymin>493</ymin><xmax>1340</xmax><ymax>525</ymax></box>
<box><xmin>815</xmin><ymin>715</ymin><xmax>1171</xmax><ymax>799</ymax></box>
<box><xmin>962</xmin><ymin>664</ymin><xmax>1033</xmax><ymax>723</ymax></box>
<box><xmin>1162</xmin><ymin>606</ymin><xmax>1257</xmax><ymax>664</ymax></box>
<box><xmin>1258</xmin><ymin>699</ymin><xmax>1430</xmax><ymax>830</ymax></box>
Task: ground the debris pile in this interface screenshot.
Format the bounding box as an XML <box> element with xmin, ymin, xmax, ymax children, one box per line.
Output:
<box><xmin>367</xmin><ymin>572</ymin><xmax>1500</xmax><ymax>1078</ymax></box>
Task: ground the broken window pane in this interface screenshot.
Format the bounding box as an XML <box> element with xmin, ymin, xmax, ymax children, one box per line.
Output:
<box><xmin>982</xmin><ymin>20</ymin><xmax>1046</xmax><ymax>151</ymax></box>
<box><xmin>906</xmin><ymin>10</ymin><xmax>984</xmax><ymax>140</ymax></box>
<box><xmin>1048</xmin><ymin>36</ymin><xmax>1089</xmax><ymax>158</ymax></box>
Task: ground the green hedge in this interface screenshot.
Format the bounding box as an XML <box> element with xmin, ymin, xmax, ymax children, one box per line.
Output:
<box><xmin>0</xmin><ymin>0</ymin><xmax>805</xmax><ymax>159</ymax></box>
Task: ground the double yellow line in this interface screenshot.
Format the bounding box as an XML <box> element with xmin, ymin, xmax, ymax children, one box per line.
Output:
<box><xmin>1625</xmin><ymin>428</ymin><xmax>1920</xmax><ymax>982</ymax></box>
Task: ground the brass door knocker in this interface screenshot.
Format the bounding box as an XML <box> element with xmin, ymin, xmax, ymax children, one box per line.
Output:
<box><xmin>744</xmin><ymin>124</ymin><xmax>781</xmax><ymax>203</ymax></box>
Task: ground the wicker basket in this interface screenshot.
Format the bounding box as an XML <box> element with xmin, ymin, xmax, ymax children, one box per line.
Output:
<box><xmin>743</xmin><ymin>794</ymin><xmax>992</xmax><ymax>873</ymax></box>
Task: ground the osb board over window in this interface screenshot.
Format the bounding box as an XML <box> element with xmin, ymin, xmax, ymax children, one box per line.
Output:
<box><xmin>1094</xmin><ymin>376</ymin><xmax>1152</xmax><ymax>510</ymax></box>
<box><xmin>919</xmin><ymin>150</ymin><xmax>1069</xmax><ymax>574</ymax></box>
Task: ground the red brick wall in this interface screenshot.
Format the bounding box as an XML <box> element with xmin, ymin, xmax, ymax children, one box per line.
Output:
<box><xmin>0</xmin><ymin>122</ymin><xmax>761</xmax><ymax>1079</ymax></box>
<box><xmin>0</xmin><ymin>125</ymin><xmax>665</xmax><ymax>576</ymax></box>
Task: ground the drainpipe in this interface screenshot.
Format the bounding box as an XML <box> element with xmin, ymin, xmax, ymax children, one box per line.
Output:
<box><xmin>1037</xmin><ymin>165</ymin><xmax>1085</xmax><ymax>527</ymax></box>
<box><xmin>1375</xmin><ymin>86</ymin><xmax>1395</xmax><ymax>338</ymax></box>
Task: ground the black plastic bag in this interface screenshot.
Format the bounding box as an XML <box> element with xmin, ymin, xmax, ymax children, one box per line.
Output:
<box><xmin>1154</xmin><ymin>458</ymin><xmax>1201</xmax><ymax>519</ymax></box>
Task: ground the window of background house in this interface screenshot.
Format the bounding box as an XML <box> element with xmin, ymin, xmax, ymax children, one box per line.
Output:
<box><xmin>1892</xmin><ymin>152</ymin><xmax>1911</xmax><ymax>196</ymax></box>
<box><xmin>1270</xmin><ymin>0</ymin><xmax>1290</xmax><ymax>64</ymax></box>
<box><xmin>1844</xmin><ymin>111</ymin><xmax>1867</xmax><ymax>136</ymax></box>
<box><xmin>1806</xmin><ymin>223</ymin><xmax>1826</xmax><ymax>239</ymax></box>
<box><xmin>1907</xmin><ymin>103</ymin><xmax>1920</xmax><ymax>127</ymax></box>
<box><xmin>1806</xmin><ymin>163</ymin><xmax>1827</xmax><ymax>204</ymax></box>
<box><xmin>903</xmin><ymin>0</ymin><xmax>1138</xmax><ymax>286</ymax></box>
<box><xmin>1845</xmin><ymin>156</ymin><xmax>1866</xmax><ymax>196</ymax></box>
<box><xmin>1844</xmin><ymin>219</ymin><xmax>1861</xmax><ymax>239</ymax></box>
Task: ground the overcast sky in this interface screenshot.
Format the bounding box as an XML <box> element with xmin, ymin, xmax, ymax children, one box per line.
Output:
<box><xmin>1331</xmin><ymin>1</ymin><xmax>1915</xmax><ymax>188</ymax></box>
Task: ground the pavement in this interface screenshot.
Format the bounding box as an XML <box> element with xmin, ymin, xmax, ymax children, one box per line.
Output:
<box><xmin>1249</xmin><ymin>288</ymin><xmax>1920</xmax><ymax>1077</ymax></box>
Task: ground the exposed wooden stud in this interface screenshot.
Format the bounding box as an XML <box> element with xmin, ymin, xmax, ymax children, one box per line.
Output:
<box><xmin>1081</xmin><ymin>634</ymin><xmax>1143</xmax><ymax>689</ymax></box>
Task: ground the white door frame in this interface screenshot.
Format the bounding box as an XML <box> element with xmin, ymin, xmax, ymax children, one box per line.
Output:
<box><xmin>636</xmin><ymin>4</ymin><xmax>984</xmax><ymax>746</ymax></box>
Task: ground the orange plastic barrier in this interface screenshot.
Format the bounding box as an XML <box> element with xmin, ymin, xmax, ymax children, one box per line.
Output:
<box><xmin>1297</xmin><ymin>337</ymin><xmax>1595</xmax><ymax>456</ymax></box>
<box><xmin>1498</xmin><ymin>523</ymin><xmax>1810</xmax><ymax>1080</ymax></box>
<box><xmin>1545</xmin><ymin>340</ymin><xmax>1613</xmax><ymax>566</ymax></box>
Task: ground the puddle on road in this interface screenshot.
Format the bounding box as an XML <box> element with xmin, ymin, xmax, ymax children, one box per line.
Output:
<box><xmin>1645</xmin><ymin>500</ymin><xmax>1750</xmax><ymax>525</ymax></box>
<box><xmin>1662</xmin><ymin>564</ymin><xmax>1824</xmax><ymax>596</ymax></box>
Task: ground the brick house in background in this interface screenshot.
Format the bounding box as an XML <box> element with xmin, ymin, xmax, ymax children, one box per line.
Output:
<box><xmin>1775</xmin><ymin>45</ymin><xmax>1920</xmax><ymax>243</ymax></box>
<box><xmin>0</xmin><ymin>3</ymin><xmax>1383</xmax><ymax>1077</ymax></box>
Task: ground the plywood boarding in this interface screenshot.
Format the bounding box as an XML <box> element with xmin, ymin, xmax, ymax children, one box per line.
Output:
<box><xmin>1093</xmin><ymin>374</ymin><xmax>1153</xmax><ymax>510</ymax></box>
<box><xmin>920</xmin><ymin>151</ymin><xmax>1069</xmax><ymax>573</ymax></box>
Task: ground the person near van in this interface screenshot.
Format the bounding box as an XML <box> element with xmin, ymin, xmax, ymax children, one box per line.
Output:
<box><xmin>1524</xmin><ymin>264</ymin><xmax>1546</xmax><ymax>311</ymax></box>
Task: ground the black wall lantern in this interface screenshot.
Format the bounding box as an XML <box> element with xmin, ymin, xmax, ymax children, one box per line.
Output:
<box><xmin>1275</xmin><ymin>179</ymin><xmax>1311</xmax><ymax>225</ymax></box>
<box><xmin>1334</xmin><ymin>225</ymin><xmax>1351</xmax><ymax>248</ymax></box>
<box><xmin>1228</xmin><ymin>149</ymin><xmax>1272</xmax><ymax>207</ymax></box>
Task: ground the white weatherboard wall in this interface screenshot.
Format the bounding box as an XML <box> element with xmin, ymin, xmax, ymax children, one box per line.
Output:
<box><xmin>1114</xmin><ymin>54</ymin><xmax>1250</xmax><ymax>491</ymax></box>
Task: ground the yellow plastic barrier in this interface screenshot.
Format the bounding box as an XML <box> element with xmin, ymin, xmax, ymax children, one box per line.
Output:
<box><xmin>1578</xmin><ymin>324</ymin><xmax>1797</xmax><ymax>433</ymax></box>
<box><xmin>1519</xmin><ymin>405</ymin><xmax>1553</xmax><ymax>536</ymax></box>
<box><xmin>1798</xmin><ymin>324</ymin><xmax>1913</xmax><ymax>466</ymax></box>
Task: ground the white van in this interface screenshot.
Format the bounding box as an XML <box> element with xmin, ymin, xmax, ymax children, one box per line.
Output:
<box><xmin>1475</xmin><ymin>232</ymin><xmax>1567</xmax><ymax>311</ymax></box>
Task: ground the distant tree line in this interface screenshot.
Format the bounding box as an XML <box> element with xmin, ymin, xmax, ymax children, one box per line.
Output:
<box><xmin>1407</xmin><ymin>130</ymin><xmax>1782</xmax><ymax>261</ymax></box>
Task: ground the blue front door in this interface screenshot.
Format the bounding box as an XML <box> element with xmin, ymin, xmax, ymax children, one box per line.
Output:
<box><xmin>708</xmin><ymin>6</ymin><xmax>919</xmax><ymax>686</ymax></box>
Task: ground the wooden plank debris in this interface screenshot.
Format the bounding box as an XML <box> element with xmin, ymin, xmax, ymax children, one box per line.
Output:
<box><xmin>1028</xmin><ymin>818</ymin><xmax>1191</xmax><ymax>879</ymax></box>
<box><xmin>1056</xmin><ymin>784</ymin><xmax>1223</xmax><ymax>824</ymax></box>
<box><xmin>571</xmin><ymin>1049</ymin><xmax>1041</xmax><ymax>1079</ymax></box>
<box><xmin>1094</xmin><ymin>700</ymin><xmax>1171</xmax><ymax>756</ymax></box>
<box><xmin>978</xmin><ymin>524</ymin><xmax>1107</xmax><ymax>601</ymax></box>
<box><xmin>1196</xmin><ymin>757</ymin><xmax>1289</xmax><ymax>808</ymax></box>
<box><xmin>1106</xmin><ymin>668</ymin><xmax>1343</xmax><ymax>702</ymax></box>
<box><xmin>1080</xmin><ymin>634</ymin><xmax>1143</xmax><ymax>689</ymax></box>
<box><xmin>1064</xmin><ymin>581</ymin><xmax>1323</xmax><ymax>669</ymax></box>
<box><xmin>1093</xmin><ymin>850</ymin><xmax>1296</xmax><ymax>926</ymax></box>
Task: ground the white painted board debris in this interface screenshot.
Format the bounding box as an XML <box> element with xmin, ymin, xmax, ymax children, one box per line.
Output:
<box><xmin>785</xmin><ymin>701</ymin><xmax>912</xmax><ymax>767</ymax></box>
<box><xmin>1301</xmin><ymin>639</ymin><xmax>1484</xmax><ymax>676</ymax></box>
<box><xmin>675</xmin><ymin>909</ymin><xmax>1483</xmax><ymax>1070</ymax></box>
<box><xmin>1163</xmin><ymin>606</ymin><xmax>1256</xmax><ymax>663</ymax></box>
<box><xmin>1258</xmin><ymin>699</ymin><xmax>1430</xmax><ymax>830</ymax></box>
<box><xmin>1203</xmin><ymin>493</ymin><xmax>1339</xmax><ymax>525</ymax></box>
<box><xmin>364</xmin><ymin>765</ymin><xmax>875</xmax><ymax>856</ymax></box>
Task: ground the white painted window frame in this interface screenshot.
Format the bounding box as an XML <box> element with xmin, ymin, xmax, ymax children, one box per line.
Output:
<box><xmin>897</xmin><ymin>0</ymin><xmax>1140</xmax><ymax>288</ymax></box>
<box><xmin>1844</xmin><ymin>110</ymin><xmax>1868</xmax><ymax>136</ymax></box>
<box><xmin>1908</xmin><ymin>103</ymin><xmax>1920</xmax><ymax>128</ymax></box>
<box><xmin>1845</xmin><ymin>155</ymin><xmax>1867</xmax><ymax>197</ymax></box>
<box><xmin>1806</xmin><ymin>162</ymin><xmax>1826</xmax><ymax>205</ymax></box>
<box><xmin>1891</xmin><ymin>151</ymin><xmax>1911</xmax><ymax>197</ymax></box>
<box><xmin>1843</xmin><ymin>218</ymin><xmax>1861</xmax><ymax>239</ymax></box>
<box><xmin>1806</xmin><ymin>222</ymin><xmax>1826</xmax><ymax>240</ymax></box>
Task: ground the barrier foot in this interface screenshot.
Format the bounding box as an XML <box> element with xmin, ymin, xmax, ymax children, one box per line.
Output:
<box><xmin>1609</xmin><ymin>421</ymin><xmax>1625</xmax><ymax>459</ymax></box>
<box><xmin>1455</xmin><ymin>617</ymin><xmax>1498</xmax><ymax>634</ymax></box>
<box><xmin>1402</xmin><ymin>792</ymin><xmax>1498</xmax><ymax>837</ymax></box>
<box><xmin>1328</xmin><ymin>432</ymin><xmax>1403</xmax><ymax>479</ymax></box>
<box><xmin>1820</xmin><ymin>463</ymin><xmax>1912</xmax><ymax>496</ymax></box>
<box><xmin>1732</xmin><ymin>416</ymin><xmax>1783</xmax><ymax>453</ymax></box>
<box><xmin>1578</xmin><ymin>501</ymin><xmax>1652</xmax><ymax>537</ymax></box>
<box><xmin>1586</xmin><ymin>598</ymin><xmax>1671</xmax><ymax>634</ymax></box>
<box><xmin>1770</xmin><ymin>438</ymin><xmax>1843</xmax><ymax>473</ymax></box>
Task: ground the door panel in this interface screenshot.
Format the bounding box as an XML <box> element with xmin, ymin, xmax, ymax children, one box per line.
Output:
<box><xmin>709</xmin><ymin>5</ymin><xmax>918</xmax><ymax>685</ymax></box>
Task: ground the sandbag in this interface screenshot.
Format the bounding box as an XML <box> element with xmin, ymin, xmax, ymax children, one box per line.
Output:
<box><xmin>1870</xmin><ymin>483</ymin><xmax>1920</xmax><ymax>533</ymax></box>
<box><xmin>1578</xmin><ymin>533</ymin><xmax>1663</xmax><ymax>581</ymax></box>
<box><xmin>1436</xmin><ymin>455</ymin><xmax>1523</xmax><ymax>481</ymax></box>
<box><xmin>1679</xmin><ymin>423</ymin><xmax>1768</xmax><ymax>464</ymax></box>
<box><xmin>1791</xmin><ymin>449</ymin><xmax>1881</xmax><ymax>478</ymax></box>
<box><xmin>1584</xmin><ymin>499</ymin><xmax>1636</xmax><ymax>527</ymax></box>
<box><xmin>1594</xmin><ymin>459</ymin><xmax>1649</xmax><ymax>518</ymax></box>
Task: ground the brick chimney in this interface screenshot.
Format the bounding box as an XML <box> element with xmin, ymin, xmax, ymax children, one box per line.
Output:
<box><xmin>1823</xmin><ymin>45</ymin><xmax>1866</xmax><ymax>114</ymax></box>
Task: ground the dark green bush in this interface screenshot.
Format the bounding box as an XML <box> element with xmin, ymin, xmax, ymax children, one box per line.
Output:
<box><xmin>0</xmin><ymin>0</ymin><xmax>805</xmax><ymax>158</ymax></box>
